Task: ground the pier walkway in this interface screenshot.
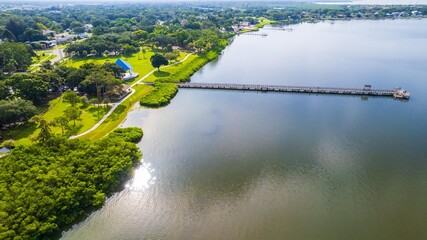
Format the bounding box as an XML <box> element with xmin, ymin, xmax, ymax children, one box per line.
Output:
<box><xmin>175</xmin><ymin>82</ymin><xmax>408</xmax><ymax>99</ymax></box>
<box><xmin>240</xmin><ymin>32</ymin><xmax>268</xmax><ymax>37</ymax></box>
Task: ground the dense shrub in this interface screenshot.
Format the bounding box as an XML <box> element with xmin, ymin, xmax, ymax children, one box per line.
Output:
<box><xmin>139</xmin><ymin>83</ymin><xmax>178</xmax><ymax>107</ymax></box>
<box><xmin>108</xmin><ymin>127</ymin><xmax>143</xmax><ymax>143</ymax></box>
<box><xmin>0</xmin><ymin>135</ymin><xmax>142</xmax><ymax>239</ymax></box>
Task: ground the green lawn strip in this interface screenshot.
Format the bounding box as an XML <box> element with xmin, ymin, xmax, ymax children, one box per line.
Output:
<box><xmin>0</xmin><ymin>102</ymin><xmax>49</xmax><ymax>146</ymax></box>
<box><xmin>42</xmin><ymin>97</ymin><xmax>111</xmax><ymax>135</ymax></box>
<box><xmin>2</xmin><ymin>96</ymin><xmax>111</xmax><ymax>146</ymax></box>
<box><xmin>1</xmin><ymin>122</ymin><xmax>38</xmax><ymax>146</ymax></box>
<box><xmin>54</xmin><ymin>44</ymin><xmax>67</xmax><ymax>50</ymax></box>
<box><xmin>30</xmin><ymin>53</ymin><xmax>56</xmax><ymax>71</ymax></box>
<box><xmin>256</xmin><ymin>17</ymin><xmax>277</xmax><ymax>29</ymax></box>
<box><xmin>143</xmin><ymin>53</ymin><xmax>198</xmax><ymax>82</ymax></box>
<box><xmin>65</xmin><ymin>50</ymin><xmax>157</xmax><ymax>85</ymax></box>
<box><xmin>80</xmin><ymin>84</ymin><xmax>153</xmax><ymax>140</ymax></box>
<box><xmin>139</xmin><ymin>83</ymin><xmax>178</xmax><ymax>107</ymax></box>
<box><xmin>145</xmin><ymin>50</ymin><xmax>219</xmax><ymax>83</ymax></box>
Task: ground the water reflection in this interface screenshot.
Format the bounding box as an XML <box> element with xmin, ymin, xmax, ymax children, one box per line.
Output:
<box><xmin>62</xmin><ymin>20</ymin><xmax>427</xmax><ymax>240</ymax></box>
<box><xmin>125</xmin><ymin>161</ymin><xmax>155</xmax><ymax>192</ymax></box>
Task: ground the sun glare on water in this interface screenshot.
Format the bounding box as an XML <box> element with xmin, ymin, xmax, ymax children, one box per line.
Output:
<box><xmin>126</xmin><ymin>162</ymin><xmax>155</xmax><ymax>192</ymax></box>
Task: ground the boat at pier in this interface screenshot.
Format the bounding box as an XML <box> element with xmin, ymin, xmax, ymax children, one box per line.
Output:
<box><xmin>393</xmin><ymin>88</ymin><xmax>411</xmax><ymax>99</ymax></box>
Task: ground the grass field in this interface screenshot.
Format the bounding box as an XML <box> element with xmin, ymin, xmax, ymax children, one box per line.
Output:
<box><xmin>29</xmin><ymin>51</ymin><xmax>57</xmax><ymax>72</ymax></box>
<box><xmin>65</xmin><ymin>51</ymin><xmax>155</xmax><ymax>84</ymax></box>
<box><xmin>144</xmin><ymin>51</ymin><xmax>219</xmax><ymax>83</ymax></box>
<box><xmin>1</xmin><ymin>95</ymin><xmax>111</xmax><ymax>146</ymax></box>
<box><xmin>256</xmin><ymin>17</ymin><xmax>277</xmax><ymax>28</ymax></box>
<box><xmin>143</xmin><ymin>54</ymin><xmax>198</xmax><ymax>82</ymax></box>
<box><xmin>65</xmin><ymin>49</ymin><xmax>189</xmax><ymax>84</ymax></box>
<box><xmin>42</xmin><ymin>97</ymin><xmax>111</xmax><ymax>135</ymax></box>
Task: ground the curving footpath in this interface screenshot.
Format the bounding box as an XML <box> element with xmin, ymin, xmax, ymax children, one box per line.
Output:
<box><xmin>69</xmin><ymin>53</ymin><xmax>194</xmax><ymax>139</ymax></box>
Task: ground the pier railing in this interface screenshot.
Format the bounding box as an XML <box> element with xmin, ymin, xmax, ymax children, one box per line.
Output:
<box><xmin>175</xmin><ymin>82</ymin><xmax>408</xmax><ymax>99</ymax></box>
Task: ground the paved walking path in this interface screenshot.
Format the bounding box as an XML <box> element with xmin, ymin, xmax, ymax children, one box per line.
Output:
<box><xmin>69</xmin><ymin>53</ymin><xmax>194</xmax><ymax>139</ymax></box>
<box><xmin>51</xmin><ymin>49</ymin><xmax>65</xmax><ymax>64</ymax></box>
<box><xmin>29</xmin><ymin>49</ymin><xmax>66</xmax><ymax>72</ymax></box>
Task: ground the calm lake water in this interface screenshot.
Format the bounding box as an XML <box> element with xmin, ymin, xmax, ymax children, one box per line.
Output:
<box><xmin>62</xmin><ymin>20</ymin><xmax>427</xmax><ymax>240</ymax></box>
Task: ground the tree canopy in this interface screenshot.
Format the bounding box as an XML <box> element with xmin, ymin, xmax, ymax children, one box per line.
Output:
<box><xmin>150</xmin><ymin>53</ymin><xmax>169</xmax><ymax>71</ymax></box>
<box><xmin>0</xmin><ymin>98</ymin><xmax>37</xmax><ymax>127</ymax></box>
<box><xmin>0</xmin><ymin>42</ymin><xmax>34</xmax><ymax>73</ymax></box>
<box><xmin>0</xmin><ymin>129</ymin><xmax>142</xmax><ymax>239</ymax></box>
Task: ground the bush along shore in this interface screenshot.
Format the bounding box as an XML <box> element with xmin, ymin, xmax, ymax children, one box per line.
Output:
<box><xmin>140</xmin><ymin>83</ymin><xmax>178</xmax><ymax>108</ymax></box>
<box><xmin>0</xmin><ymin>127</ymin><xmax>143</xmax><ymax>239</ymax></box>
<box><xmin>140</xmin><ymin>43</ymin><xmax>228</xmax><ymax>108</ymax></box>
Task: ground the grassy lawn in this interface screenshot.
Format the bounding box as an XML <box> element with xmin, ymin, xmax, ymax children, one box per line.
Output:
<box><xmin>65</xmin><ymin>49</ymin><xmax>190</xmax><ymax>84</ymax></box>
<box><xmin>0</xmin><ymin>95</ymin><xmax>111</xmax><ymax>146</ymax></box>
<box><xmin>256</xmin><ymin>17</ymin><xmax>277</xmax><ymax>28</ymax></box>
<box><xmin>144</xmin><ymin>53</ymin><xmax>197</xmax><ymax>82</ymax></box>
<box><xmin>30</xmin><ymin>52</ymin><xmax>56</xmax><ymax>72</ymax></box>
<box><xmin>0</xmin><ymin>122</ymin><xmax>38</xmax><ymax>146</ymax></box>
<box><xmin>42</xmin><ymin>97</ymin><xmax>111</xmax><ymax>135</ymax></box>
<box><xmin>144</xmin><ymin>51</ymin><xmax>219</xmax><ymax>83</ymax></box>
<box><xmin>65</xmin><ymin>50</ymin><xmax>157</xmax><ymax>84</ymax></box>
<box><xmin>80</xmin><ymin>84</ymin><xmax>153</xmax><ymax>140</ymax></box>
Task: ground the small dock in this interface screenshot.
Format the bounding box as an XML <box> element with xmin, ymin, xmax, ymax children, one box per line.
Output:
<box><xmin>240</xmin><ymin>32</ymin><xmax>268</xmax><ymax>37</ymax></box>
<box><xmin>175</xmin><ymin>83</ymin><xmax>409</xmax><ymax>99</ymax></box>
<box><xmin>263</xmin><ymin>27</ymin><xmax>293</xmax><ymax>32</ymax></box>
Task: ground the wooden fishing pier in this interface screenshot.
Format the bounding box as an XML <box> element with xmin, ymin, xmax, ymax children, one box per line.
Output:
<box><xmin>263</xmin><ymin>27</ymin><xmax>293</xmax><ymax>32</ymax></box>
<box><xmin>240</xmin><ymin>32</ymin><xmax>268</xmax><ymax>37</ymax></box>
<box><xmin>175</xmin><ymin>82</ymin><xmax>410</xmax><ymax>99</ymax></box>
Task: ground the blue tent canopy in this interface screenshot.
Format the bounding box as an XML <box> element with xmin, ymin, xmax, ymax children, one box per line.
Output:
<box><xmin>115</xmin><ymin>58</ymin><xmax>133</xmax><ymax>71</ymax></box>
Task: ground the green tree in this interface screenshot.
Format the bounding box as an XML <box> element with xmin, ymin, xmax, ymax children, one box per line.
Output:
<box><xmin>37</xmin><ymin>119</ymin><xmax>52</xmax><ymax>142</ymax></box>
<box><xmin>64</xmin><ymin>106</ymin><xmax>81</xmax><ymax>127</ymax></box>
<box><xmin>141</xmin><ymin>48</ymin><xmax>147</xmax><ymax>59</ymax></box>
<box><xmin>81</xmin><ymin>68</ymin><xmax>121</xmax><ymax>101</ymax></box>
<box><xmin>0</xmin><ymin>133</ymin><xmax>141</xmax><ymax>239</ymax></box>
<box><xmin>150</xmin><ymin>53</ymin><xmax>168</xmax><ymax>71</ymax></box>
<box><xmin>53</xmin><ymin>116</ymin><xmax>69</xmax><ymax>135</ymax></box>
<box><xmin>0</xmin><ymin>81</ymin><xmax>11</xmax><ymax>100</ymax></box>
<box><xmin>81</xmin><ymin>95</ymin><xmax>89</xmax><ymax>107</ymax></box>
<box><xmin>62</xmin><ymin>90</ymin><xmax>80</xmax><ymax>106</ymax></box>
<box><xmin>103</xmin><ymin>97</ymin><xmax>110</xmax><ymax>109</ymax></box>
<box><xmin>89</xmin><ymin>98</ymin><xmax>100</xmax><ymax>118</ymax></box>
<box><xmin>41</xmin><ymin>61</ymin><xmax>53</xmax><ymax>70</ymax></box>
<box><xmin>132</xmin><ymin>30</ymin><xmax>148</xmax><ymax>41</ymax></box>
<box><xmin>8</xmin><ymin>74</ymin><xmax>49</xmax><ymax>104</ymax></box>
<box><xmin>165</xmin><ymin>50</ymin><xmax>180</xmax><ymax>62</ymax></box>
<box><xmin>0</xmin><ymin>98</ymin><xmax>37</xmax><ymax>127</ymax></box>
<box><xmin>102</xmin><ymin>62</ymin><xmax>125</xmax><ymax>78</ymax></box>
<box><xmin>89</xmin><ymin>98</ymin><xmax>98</xmax><ymax>106</ymax></box>
<box><xmin>122</xmin><ymin>44</ymin><xmax>136</xmax><ymax>55</ymax></box>
<box><xmin>5</xmin><ymin>17</ymin><xmax>27</xmax><ymax>41</ymax></box>
<box><xmin>0</xmin><ymin>42</ymin><xmax>33</xmax><ymax>73</ymax></box>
